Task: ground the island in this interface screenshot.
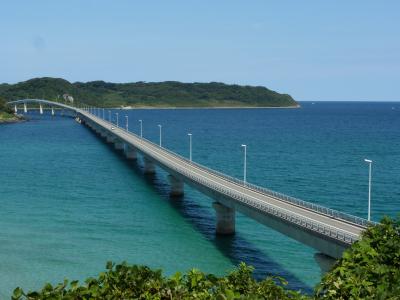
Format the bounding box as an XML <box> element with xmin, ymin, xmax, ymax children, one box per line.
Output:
<box><xmin>0</xmin><ymin>77</ymin><xmax>298</xmax><ymax>108</ymax></box>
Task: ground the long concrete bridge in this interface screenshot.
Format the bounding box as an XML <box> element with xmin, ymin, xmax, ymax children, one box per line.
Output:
<box><xmin>8</xmin><ymin>99</ymin><xmax>375</xmax><ymax>264</ymax></box>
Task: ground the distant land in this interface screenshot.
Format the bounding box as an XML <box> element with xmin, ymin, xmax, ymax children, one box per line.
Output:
<box><xmin>0</xmin><ymin>77</ymin><xmax>298</xmax><ymax>108</ymax></box>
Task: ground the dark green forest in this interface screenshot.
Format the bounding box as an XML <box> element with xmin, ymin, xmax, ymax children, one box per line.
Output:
<box><xmin>0</xmin><ymin>77</ymin><xmax>298</xmax><ymax>108</ymax></box>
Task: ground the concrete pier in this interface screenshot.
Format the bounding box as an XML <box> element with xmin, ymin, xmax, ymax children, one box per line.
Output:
<box><xmin>125</xmin><ymin>145</ymin><xmax>137</xmax><ymax>160</ymax></box>
<box><xmin>168</xmin><ymin>175</ymin><xmax>184</xmax><ymax>196</ymax></box>
<box><xmin>39</xmin><ymin>103</ymin><xmax>43</xmax><ymax>114</ymax></box>
<box><xmin>106</xmin><ymin>133</ymin><xmax>116</xmax><ymax>143</ymax></box>
<box><xmin>93</xmin><ymin>125</ymin><xmax>101</xmax><ymax>135</ymax></box>
<box><xmin>314</xmin><ymin>253</ymin><xmax>337</xmax><ymax>275</ymax></box>
<box><xmin>144</xmin><ymin>157</ymin><xmax>156</xmax><ymax>174</ymax></box>
<box><xmin>213</xmin><ymin>202</ymin><xmax>235</xmax><ymax>235</ymax></box>
<box><xmin>114</xmin><ymin>139</ymin><xmax>124</xmax><ymax>150</ymax></box>
<box><xmin>100</xmin><ymin>129</ymin><xmax>108</xmax><ymax>138</ymax></box>
<box><xmin>23</xmin><ymin>103</ymin><xmax>27</xmax><ymax>113</ymax></box>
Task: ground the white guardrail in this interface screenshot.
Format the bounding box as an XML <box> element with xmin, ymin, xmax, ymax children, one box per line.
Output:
<box><xmin>82</xmin><ymin>110</ymin><xmax>374</xmax><ymax>244</ymax></box>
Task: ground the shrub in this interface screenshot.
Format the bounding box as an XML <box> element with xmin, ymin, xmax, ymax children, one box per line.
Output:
<box><xmin>316</xmin><ymin>216</ymin><xmax>400</xmax><ymax>299</ymax></box>
<box><xmin>12</xmin><ymin>262</ymin><xmax>308</xmax><ymax>300</ymax></box>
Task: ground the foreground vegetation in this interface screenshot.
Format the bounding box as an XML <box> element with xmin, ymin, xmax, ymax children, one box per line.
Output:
<box><xmin>12</xmin><ymin>217</ymin><xmax>400</xmax><ymax>299</ymax></box>
<box><xmin>12</xmin><ymin>263</ymin><xmax>308</xmax><ymax>300</ymax></box>
<box><xmin>0</xmin><ymin>77</ymin><xmax>298</xmax><ymax>108</ymax></box>
<box><xmin>315</xmin><ymin>216</ymin><xmax>400</xmax><ymax>299</ymax></box>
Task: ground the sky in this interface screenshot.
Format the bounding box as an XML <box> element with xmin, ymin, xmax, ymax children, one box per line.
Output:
<box><xmin>1</xmin><ymin>1</ymin><xmax>399</xmax><ymax>101</ymax></box>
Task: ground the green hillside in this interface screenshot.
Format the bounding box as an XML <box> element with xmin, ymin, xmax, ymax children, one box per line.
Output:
<box><xmin>0</xmin><ymin>77</ymin><xmax>298</xmax><ymax>108</ymax></box>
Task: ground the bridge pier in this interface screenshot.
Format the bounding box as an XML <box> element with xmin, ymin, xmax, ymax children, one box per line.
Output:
<box><xmin>106</xmin><ymin>133</ymin><xmax>116</xmax><ymax>143</ymax></box>
<box><xmin>125</xmin><ymin>145</ymin><xmax>137</xmax><ymax>160</ymax></box>
<box><xmin>14</xmin><ymin>105</ymin><xmax>17</xmax><ymax>113</ymax></box>
<box><xmin>114</xmin><ymin>139</ymin><xmax>124</xmax><ymax>150</ymax></box>
<box><xmin>23</xmin><ymin>103</ymin><xmax>27</xmax><ymax>113</ymax></box>
<box><xmin>39</xmin><ymin>103</ymin><xmax>43</xmax><ymax>115</ymax></box>
<box><xmin>314</xmin><ymin>253</ymin><xmax>337</xmax><ymax>275</ymax></box>
<box><xmin>143</xmin><ymin>157</ymin><xmax>156</xmax><ymax>174</ymax></box>
<box><xmin>99</xmin><ymin>129</ymin><xmax>108</xmax><ymax>138</ymax></box>
<box><xmin>213</xmin><ymin>202</ymin><xmax>235</xmax><ymax>235</ymax></box>
<box><xmin>92</xmin><ymin>125</ymin><xmax>100</xmax><ymax>134</ymax></box>
<box><xmin>51</xmin><ymin>107</ymin><xmax>55</xmax><ymax>116</ymax></box>
<box><xmin>96</xmin><ymin>127</ymin><xmax>103</xmax><ymax>135</ymax></box>
<box><xmin>168</xmin><ymin>175</ymin><xmax>184</xmax><ymax>196</ymax></box>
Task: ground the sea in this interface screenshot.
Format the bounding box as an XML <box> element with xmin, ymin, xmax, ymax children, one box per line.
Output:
<box><xmin>0</xmin><ymin>101</ymin><xmax>399</xmax><ymax>297</ymax></box>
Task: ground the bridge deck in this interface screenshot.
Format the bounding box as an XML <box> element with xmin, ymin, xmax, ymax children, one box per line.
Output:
<box><xmin>8</xmin><ymin>100</ymin><xmax>371</xmax><ymax>250</ymax></box>
<box><xmin>81</xmin><ymin>110</ymin><xmax>366</xmax><ymax>243</ymax></box>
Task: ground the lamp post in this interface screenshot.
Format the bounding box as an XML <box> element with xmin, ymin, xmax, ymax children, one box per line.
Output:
<box><xmin>115</xmin><ymin>112</ymin><xmax>119</xmax><ymax>127</ymax></box>
<box><xmin>241</xmin><ymin>144</ymin><xmax>247</xmax><ymax>185</ymax></box>
<box><xmin>364</xmin><ymin>159</ymin><xmax>373</xmax><ymax>221</ymax></box>
<box><xmin>102</xmin><ymin>108</ymin><xmax>105</xmax><ymax>120</ymax></box>
<box><xmin>139</xmin><ymin>119</ymin><xmax>143</xmax><ymax>138</ymax></box>
<box><xmin>158</xmin><ymin>124</ymin><xmax>162</xmax><ymax>147</ymax></box>
<box><xmin>125</xmin><ymin>115</ymin><xmax>128</xmax><ymax>131</ymax></box>
<box><xmin>188</xmin><ymin>133</ymin><xmax>192</xmax><ymax>161</ymax></box>
<box><xmin>108</xmin><ymin>110</ymin><xmax>111</xmax><ymax>122</ymax></box>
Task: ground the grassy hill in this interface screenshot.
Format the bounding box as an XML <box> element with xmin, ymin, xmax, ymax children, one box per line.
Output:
<box><xmin>0</xmin><ymin>77</ymin><xmax>298</xmax><ymax>108</ymax></box>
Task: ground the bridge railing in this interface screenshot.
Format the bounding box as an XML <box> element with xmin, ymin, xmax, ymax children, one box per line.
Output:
<box><xmin>134</xmin><ymin>130</ymin><xmax>374</xmax><ymax>229</ymax></box>
<box><xmin>83</xmin><ymin>111</ymin><xmax>373</xmax><ymax>234</ymax></box>
<box><xmin>188</xmin><ymin>162</ymin><xmax>375</xmax><ymax>228</ymax></box>
<box><xmin>129</xmin><ymin>137</ymin><xmax>360</xmax><ymax>244</ymax></box>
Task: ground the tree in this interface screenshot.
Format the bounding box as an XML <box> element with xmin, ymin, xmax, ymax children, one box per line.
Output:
<box><xmin>0</xmin><ymin>96</ymin><xmax>12</xmax><ymax>113</ymax></box>
<box><xmin>12</xmin><ymin>262</ymin><xmax>308</xmax><ymax>299</ymax></box>
<box><xmin>316</xmin><ymin>216</ymin><xmax>400</xmax><ymax>299</ymax></box>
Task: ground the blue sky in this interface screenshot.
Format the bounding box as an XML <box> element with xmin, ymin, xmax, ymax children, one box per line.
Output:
<box><xmin>1</xmin><ymin>1</ymin><xmax>399</xmax><ymax>101</ymax></box>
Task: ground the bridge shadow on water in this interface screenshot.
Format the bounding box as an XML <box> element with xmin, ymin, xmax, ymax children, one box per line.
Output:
<box><xmin>91</xmin><ymin>130</ymin><xmax>313</xmax><ymax>293</ymax></box>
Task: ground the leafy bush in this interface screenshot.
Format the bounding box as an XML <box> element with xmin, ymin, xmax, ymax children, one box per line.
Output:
<box><xmin>11</xmin><ymin>218</ymin><xmax>400</xmax><ymax>299</ymax></box>
<box><xmin>316</xmin><ymin>216</ymin><xmax>400</xmax><ymax>299</ymax></box>
<box><xmin>12</xmin><ymin>262</ymin><xmax>308</xmax><ymax>300</ymax></box>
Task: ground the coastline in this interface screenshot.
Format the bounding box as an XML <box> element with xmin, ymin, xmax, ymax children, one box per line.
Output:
<box><xmin>118</xmin><ymin>104</ymin><xmax>301</xmax><ymax>110</ymax></box>
<box><xmin>0</xmin><ymin>113</ymin><xmax>25</xmax><ymax>124</ymax></box>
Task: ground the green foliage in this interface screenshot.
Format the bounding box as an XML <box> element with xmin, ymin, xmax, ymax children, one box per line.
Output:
<box><xmin>12</xmin><ymin>262</ymin><xmax>308</xmax><ymax>300</ymax></box>
<box><xmin>316</xmin><ymin>216</ymin><xmax>400</xmax><ymax>299</ymax></box>
<box><xmin>9</xmin><ymin>217</ymin><xmax>400</xmax><ymax>299</ymax></box>
<box><xmin>0</xmin><ymin>77</ymin><xmax>298</xmax><ymax>108</ymax></box>
<box><xmin>0</xmin><ymin>95</ymin><xmax>12</xmax><ymax>113</ymax></box>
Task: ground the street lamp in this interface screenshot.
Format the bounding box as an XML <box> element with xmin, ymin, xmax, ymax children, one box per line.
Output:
<box><xmin>364</xmin><ymin>159</ymin><xmax>373</xmax><ymax>221</ymax></box>
<box><xmin>115</xmin><ymin>112</ymin><xmax>119</xmax><ymax>127</ymax></box>
<box><xmin>241</xmin><ymin>144</ymin><xmax>247</xmax><ymax>184</ymax></box>
<box><xmin>188</xmin><ymin>133</ymin><xmax>192</xmax><ymax>161</ymax></box>
<box><xmin>102</xmin><ymin>108</ymin><xmax>105</xmax><ymax>120</ymax></box>
<box><xmin>125</xmin><ymin>115</ymin><xmax>128</xmax><ymax>131</ymax></box>
<box><xmin>158</xmin><ymin>124</ymin><xmax>162</xmax><ymax>147</ymax></box>
<box><xmin>139</xmin><ymin>119</ymin><xmax>143</xmax><ymax>138</ymax></box>
<box><xmin>108</xmin><ymin>110</ymin><xmax>111</xmax><ymax>122</ymax></box>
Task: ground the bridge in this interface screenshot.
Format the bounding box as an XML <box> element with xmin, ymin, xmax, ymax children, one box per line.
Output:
<box><xmin>8</xmin><ymin>99</ymin><xmax>375</xmax><ymax>267</ymax></box>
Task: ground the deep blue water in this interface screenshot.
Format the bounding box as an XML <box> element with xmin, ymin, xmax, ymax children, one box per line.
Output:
<box><xmin>0</xmin><ymin>102</ymin><xmax>399</xmax><ymax>297</ymax></box>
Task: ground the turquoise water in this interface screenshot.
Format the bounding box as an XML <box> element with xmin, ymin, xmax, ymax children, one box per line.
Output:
<box><xmin>0</xmin><ymin>102</ymin><xmax>399</xmax><ymax>297</ymax></box>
